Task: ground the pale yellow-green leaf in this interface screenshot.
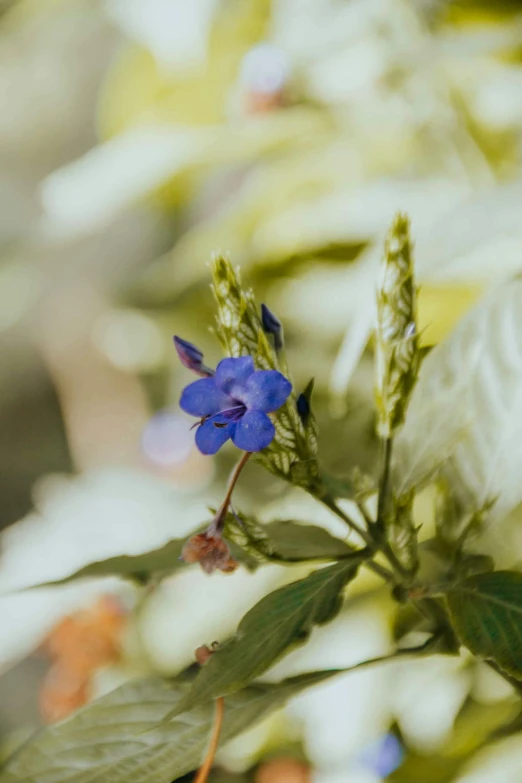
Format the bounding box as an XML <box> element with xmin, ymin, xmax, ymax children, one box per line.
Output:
<box><xmin>395</xmin><ymin>277</ymin><xmax>522</xmax><ymax>520</ymax></box>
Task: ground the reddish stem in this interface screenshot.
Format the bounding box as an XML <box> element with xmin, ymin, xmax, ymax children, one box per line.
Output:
<box><xmin>193</xmin><ymin>697</ymin><xmax>225</xmax><ymax>783</ymax></box>
<box><xmin>208</xmin><ymin>451</ymin><xmax>252</xmax><ymax>535</ymax></box>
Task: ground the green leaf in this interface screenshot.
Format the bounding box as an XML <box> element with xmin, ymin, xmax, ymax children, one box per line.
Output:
<box><xmin>265</xmin><ymin>521</ymin><xmax>354</xmax><ymax>560</ymax></box>
<box><xmin>169</xmin><ymin>559</ymin><xmax>362</xmax><ymax>717</ymax></box>
<box><xmin>225</xmin><ymin>516</ymin><xmax>354</xmax><ymax>563</ymax></box>
<box><xmin>0</xmin><ymin>642</ymin><xmax>442</xmax><ymax>783</ymax></box>
<box><xmin>444</xmin><ymin>570</ymin><xmax>522</xmax><ymax>679</ymax></box>
<box><xmin>395</xmin><ymin>277</ymin><xmax>522</xmax><ymax>520</ymax></box>
<box><xmin>26</xmin><ymin>518</ymin><xmax>354</xmax><ymax>590</ymax></box>
<box><xmin>0</xmin><ymin>671</ymin><xmax>334</xmax><ymax>783</ymax></box>
<box><xmin>24</xmin><ymin>538</ymin><xmax>187</xmax><ymax>588</ymax></box>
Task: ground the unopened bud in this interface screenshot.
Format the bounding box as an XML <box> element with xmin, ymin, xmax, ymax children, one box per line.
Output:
<box><xmin>173</xmin><ymin>336</ymin><xmax>214</xmax><ymax>377</ymax></box>
<box><xmin>195</xmin><ymin>645</ymin><xmax>214</xmax><ymax>666</ymax></box>
<box><xmin>261</xmin><ymin>303</ymin><xmax>284</xmax><ymax>352</ymax></box>
<box><xmin>296</xmin><ymin>393</ymin><xmax>309</xmax><ymax>422</ymax></box>
<box><xmin>181</xmin><ymin>532</ymin><xmax>238</xmax><ymax>575</ymax></box>
<box><xmin>296</xmin><ymin>378</ymin><xmax>314</xmax><ymax>425</ymax></box>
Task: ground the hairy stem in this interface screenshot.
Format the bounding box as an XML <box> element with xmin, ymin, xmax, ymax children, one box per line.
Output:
<box><xmin>193</xmin><ymin>697</ymin><xmax>225</xmax><ymax>783</ymax></box>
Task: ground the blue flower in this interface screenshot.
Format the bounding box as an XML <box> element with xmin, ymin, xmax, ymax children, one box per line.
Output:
<box><xmin>179</xmin><ymin>355</ymin><xmax>292</xmax><ymax>455</ymax></box>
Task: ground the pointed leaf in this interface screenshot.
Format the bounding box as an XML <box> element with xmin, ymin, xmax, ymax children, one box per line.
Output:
<box><xmin>395</xmin><ymin>277</ymin><xmax>522</xmax><ymax>520</ymax></box>
<box><xmin>24</xmin><ymin>538</ymin><xmax>187</xmax><ymax>588</ymax></box>
<box><xmin>225</xmin><ymin>517</ymin><xmax>354</xmax><ymax>563</ymax></box>
<box><xmin>265</xmin><ymin>521</ymin><xmax>354</xmax><ymax>561</ymax></box>
<box><xmin>170</xmin><ymin>559</ymin><xmax>362</xmax><ymax>716</ymax></box>
<box><xmin>445</xmin><ymin>571</ymin><xmax>522</xmax><ymax>679</ymax></box>
<box><xmin>0</xmin><ymin>671</ymin><xmax>334</xmax><ymax>783</ymax></box>
<box><xmin>27</xmin><ymin>519</ymin><xmax>354</xmax><ymax>590</ymax></box>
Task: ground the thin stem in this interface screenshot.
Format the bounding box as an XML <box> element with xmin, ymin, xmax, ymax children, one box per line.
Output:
<box><xmin>320</xmin><ymin>495</ymin><xmax>373</xmax><ymax>548</ymax></box>
<box><xmin>193</xmin><ymin>697</ymin><xmax>224</xmax><ymax>783</ymax></box>
<box><xmin>364</xmin><ymin>558</ymin><xmax>395</xmax><ymax>582</ymax></box>
<box><xmin>318</xmin><ymin>495</ymin><xmax>394</xmax><ymax>582</ymax></box>
<box><xmin>356</xmin><ymin>500</ymin><xmax>374</xmax><ymax>527</ymax></box>
<box><xmin>209</xmin><ymin>452</ymin><xmax>252</xmax><ymax>535</ymax></box>
<box><xmin>328</xmin><ymin>633</ymin><xmax>442</xmax><ymax>677</ymax></box>
<box><xmin>381</xmin><ymin>540</ymin><xmax>413</xmax><ymax>580</ymax></box>
<box><xmin>377</xmin><ymin>437</ymin><xmax>393</xmax><ymax>525</ymax></box>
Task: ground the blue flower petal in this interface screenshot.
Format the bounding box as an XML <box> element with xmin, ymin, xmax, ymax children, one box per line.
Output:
<box><xmin>241</xmin><ymin>370</ymin><xmax>292</xmax><ymax>413</ymax></box>
<box><xmin>195</xmin><ymin>418</ymin><xmax>235</xmax><ymax>455</ymax></box>
<box><xmin>215</xmin><ymin>356</ymin><xmax>255</xmax><ymax>396</ymax></box>
<box><xmin>232</xmin><ymin>410</ymin><xmax>275</xmax><ymax>452</ymax></box>
<box><xmin>179</xmin><ymin>378</ymin><xmax>230</xmax><ymax>417</ymax></box>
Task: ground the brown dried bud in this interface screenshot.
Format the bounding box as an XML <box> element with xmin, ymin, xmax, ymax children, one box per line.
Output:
<box><xmin>182</xmin><ymin>532</ymin><xmax>238</xmax><ymax>575</ymax></box>
<box><xmin>195</xmin><ymin>645</ymin><xmax>213</xmax><ymax>666</ymax></box>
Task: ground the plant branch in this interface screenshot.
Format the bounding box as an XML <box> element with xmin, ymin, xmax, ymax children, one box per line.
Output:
<box><xmin>320</xmin><ymin>494</ymin><xmax>373</xmax><ymax>547</ymax></box>
<box><xmin>331</xmin><ymin>633</ymin><xmax>442</xmax><ymax>677</ymax></box>
<box><xmin>318</xmin><ymin>494</ymin><xmax>394</xmax><ymax>582</ymax></box>
<box><xmin>193</xmin><ymin>696</ymin><xmax>224</xmax><ymax>783</ymax></box>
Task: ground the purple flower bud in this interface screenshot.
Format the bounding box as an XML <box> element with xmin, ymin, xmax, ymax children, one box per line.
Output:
<box><xmin>297</xmin><ymin>393</ymin><xmax>309</xmax><ymax>422</ymax></box>
<box><xmin>297</xmin><ymin>378</ymin><xmax>314</xmax><ymax>424</ymax></box>
<box><xmin>261</xmin><ymin>304</ymin><xmax>284</xmax><ymax>352</ymax></box>
<box><xmin>173</xmin><ymin>336</ymin><xmax>214</xmax><ymax>377</ymax></box>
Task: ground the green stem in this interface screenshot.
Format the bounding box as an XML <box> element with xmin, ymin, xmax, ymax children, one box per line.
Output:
<box><xmin>377</xmin><ymin>436</ymin><xmax>393</xmax><ymax>526</ymax></box>
<box><xmin>331</xmin><ymin>633</ymin><xmax>442</xmax><ymax>676</ymax></box>
<box><xmin>319</xmin><ymin>494</ymin><xmax>374</xmax><ymax>548</ymax></box>
<box><xmin>318</xmin><ymin>494</ymin><xmax>394</xmax><ymax>582</ymax></box>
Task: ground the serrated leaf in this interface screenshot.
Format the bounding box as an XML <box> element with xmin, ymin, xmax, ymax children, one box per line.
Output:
<box><xmin>225</xmin><ymin>517</ymin><xmax>354</xmax><ymax>563</ymax></box>
<box><xmin>444</xmin><ymin>571</ymin><xmax>522</xmax><ymax>679</ymax></box>
<box><xmin>0</xmin><ymin>671</ymin><xmax>334</xmax><ymax>783</ymax></box>
<box><xmin>169</xmin><ymin>559</ymin><xmax>362</xmax><ymax>716</ymax></box>
<box><xmin>395</xmin><ymin>277</ymin><xmax>522</xmax><ymax>520</ymax></box>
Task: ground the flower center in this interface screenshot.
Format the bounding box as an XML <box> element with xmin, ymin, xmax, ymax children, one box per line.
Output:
<box><xmin>201</xmin><ymin>404</ymin><xmax>247</xmax><ymax>429</ymax></box>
